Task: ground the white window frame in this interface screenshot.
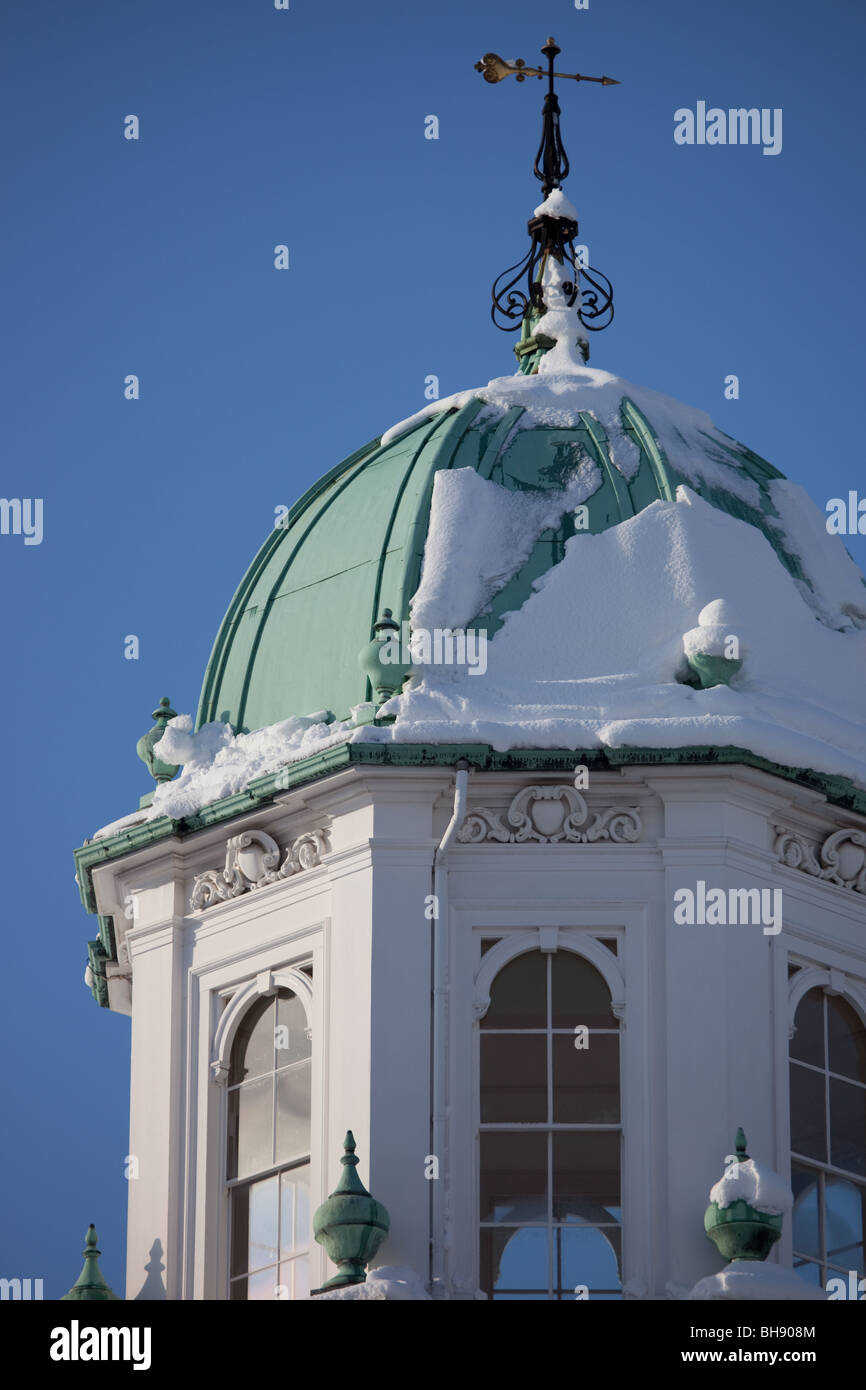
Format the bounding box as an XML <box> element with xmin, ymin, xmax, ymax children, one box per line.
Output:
<box><xmin>787</xmin><ymin>968</ymin><xmax>866</xmax><ymax>1290</ymax></box>
<box><xmin>444</xmin><ymin>905</ymin><xmax>651</xmax><ymax>1301</ymax></box>
<box><xmin>476</xmin><ymin>939</ymin><xmax>624</xmax><ymax>1299</ymax></box>
<box><xmin>222</xmin><ymin>970</ymin><xmax>315</xmax><ymax>1300</ymax></box>
<box><xmin>184</xmin><ymin>920</ymin><xmax>328</xmax><ymax>1300</ymax></box>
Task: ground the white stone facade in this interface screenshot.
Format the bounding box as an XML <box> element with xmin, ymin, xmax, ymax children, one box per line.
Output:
<box><xmin>88</xmin><ymin>760</ymin><xmax>866</xmax><ymax>1299</ymax></box>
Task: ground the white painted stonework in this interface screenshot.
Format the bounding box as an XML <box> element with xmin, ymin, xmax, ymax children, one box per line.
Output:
<box><xmin>87</xmin><ymin>760</ymin><xmax>866</xmax><ymax>1299</ymax></box>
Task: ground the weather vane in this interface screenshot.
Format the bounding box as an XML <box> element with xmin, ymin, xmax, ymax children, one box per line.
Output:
<box><xmin>475</xmin><ymin>37</ymin><xmax>618</xmax><ymax>344</ymax></box>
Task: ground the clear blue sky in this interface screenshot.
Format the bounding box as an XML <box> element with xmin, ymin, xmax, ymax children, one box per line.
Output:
<box><xmin>2</xmin><ymin>0</ymin><xmax>864</xmax><ymax>1296</ymax></box>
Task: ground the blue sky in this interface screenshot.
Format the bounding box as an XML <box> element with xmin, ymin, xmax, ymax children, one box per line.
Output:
<box><xmin>2</xmin><ymin>0</ymin><xmax>865</xmax><ymax>1296</ymax></box>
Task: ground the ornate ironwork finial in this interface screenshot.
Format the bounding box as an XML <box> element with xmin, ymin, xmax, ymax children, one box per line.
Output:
<box><xmin>475</xmin><ymin>37</ymin><xmax>618</xmax><ymax>357</ymax></box>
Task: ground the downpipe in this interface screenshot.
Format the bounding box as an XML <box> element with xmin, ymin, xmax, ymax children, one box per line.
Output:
<box><xmin>429</xmin><ymin>760</ymin><xmax>469</xmax><ymax>1297</ymax></box>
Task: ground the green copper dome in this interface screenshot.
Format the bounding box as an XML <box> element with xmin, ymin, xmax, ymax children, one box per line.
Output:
<box><xmin>197</xmin><ymin>386</ymin><xmax>805</xmax><ymax>736</ymax></box>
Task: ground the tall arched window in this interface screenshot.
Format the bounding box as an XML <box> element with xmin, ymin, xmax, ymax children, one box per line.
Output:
<box><xmin>479</xmin><ymin>948</ymin><xmax>622</xmax><ymax>1300</ymax></box>
<box><xmin>790</xmin><ymin>987</ymin><xmax>866</xmax><ymax>1289</ymax></box>
<box><xmin>227</xmin><ymin>986</ymin><xmax>312</xmax><ymax>1299</ymax></box>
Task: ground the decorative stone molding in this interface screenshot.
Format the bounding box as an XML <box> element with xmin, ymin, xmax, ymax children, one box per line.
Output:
<box><xmin>211</xmin><ymin>966</ymin><xmax>314</xmax><ymax>1084</ymax></box>
<box><xmin>787</xmin><ymin>966</ymin><xmax>866</xmax><ymax>1044</ymax></box>
<box><xmin>473</xmin><ymin>930</ymin><xmax>626</xmax><ymax>1023</ymax></box>
<box><xmin>773</xmin><ymin>824</ymin><xmax>866</xmax><ymax>894</ymax></box>
<box><xmin>457</xmin><ymin>785</ymin><xmax>642</xmax><ymax>845</ymax></box>
<box><xmin>191</xmin><ymin>827</ymin><xmax>328</xmax><ymax>910</ymax></box>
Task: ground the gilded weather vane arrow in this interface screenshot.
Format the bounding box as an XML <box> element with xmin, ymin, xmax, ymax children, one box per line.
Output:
<box><xmin>475</xmin><ymin>37</ymin><xmax>619</xmax><ymax>358</ymax></box>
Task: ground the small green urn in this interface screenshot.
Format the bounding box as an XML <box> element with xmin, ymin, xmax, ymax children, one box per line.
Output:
<box><xmin>704</xmin><ymin>1129</ymin><xmax>783</xmax><ymax>1262</ymax></box>
<box><xmin>312</xmin><ymin>1132</ymin><xmax>390</xmax><ymax>1292</ymax></box>
<box><xmin>61</xmin><ymin>1225</ymin><xmax>121</xmax><ymax>1301</ymax></box>
<box><xmin>358</xmin><ymin>609</ymin><xmax>412</xmax><ymax>707</ymax></box>
<box><xmin>136</xmin><ymin>697</ymin><xmax>180</xmax><ymax>784</ymax></box>
<box><xmin>687</xmin><ymin>652</ymin><xmax>743</xmax><ymax>690</ymax></box>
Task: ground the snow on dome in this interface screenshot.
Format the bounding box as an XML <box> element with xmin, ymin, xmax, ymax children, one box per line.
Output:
<box><xmin>90</xmin><ymin>458</ymin><xmax>866</xmax><ymax>833</ymax></box>
<box><xmin>709</xmin><ymin>1157</ymin><xmax>792</xmax><ymax>1217</ymax></box>
<box><xmin>382</xmin><ymin>365</ymin><xmax>766</xmax><ymax>509</ymax></box>
<box><xmin>411</xmin><ymin>462</ymin><xmax>600</xmax><ymax>636</ymax></box>
<box><xmin>767</xmin><ymin>478</ymin><xmax>866</xmax><ymax>630</ymax></box>
<box><xmin>363</xmin><ymin>479</ymin><xmax>866</xmax><ymax>789</ymax></box>
<box><xmin>533</xmin><ymin>187</ymin><xmax>579</xmax><ymax>221</ymax></box>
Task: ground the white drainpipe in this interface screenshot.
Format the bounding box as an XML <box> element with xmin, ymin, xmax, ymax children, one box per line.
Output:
<box><xmin>430</xmin><ymin>760</ymin><xmax>469</xmax><ymax>1296</ymax></box>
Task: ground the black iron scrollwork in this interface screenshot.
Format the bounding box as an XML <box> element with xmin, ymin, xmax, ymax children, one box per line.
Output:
<box><xmin>478</xmin><ymin>37</ymin><xmax>617</xmax><ymax>337</ymax></box>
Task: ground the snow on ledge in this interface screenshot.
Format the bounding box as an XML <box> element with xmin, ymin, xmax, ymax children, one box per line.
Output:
<box><xmin>310</xmin><ymin>1265</ymin><xmax>430</xmax><ymax>1301</ymax></box>
<box><xmin>689</xmin><ymin>1261</ymin><xmax>826</xmax><ymax>1301</ymax></box>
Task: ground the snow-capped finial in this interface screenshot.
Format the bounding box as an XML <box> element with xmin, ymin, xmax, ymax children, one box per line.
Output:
<box><xmin>475</xmin><ymin>37</ymin><xmax>617</xmax><ymax>372</ymax></box>
<box><xmin>136</xmin><ymin>696</ymin><xmax>180</xmax><ymax>785</ymax></box>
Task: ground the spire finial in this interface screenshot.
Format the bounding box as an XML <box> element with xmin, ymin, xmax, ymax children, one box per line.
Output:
<box><xmin>61</xmin><ymin>1224</ymin><xmax>122</xmax><ymax>1300</ymax></box>
<box><xmin>311</xmin><ymin>1131</ymin><xmax>391</xmax><ymax>1293</ymax></box>
<box><xmin>476</xmin><ymin>37</ymin><xmax>618</xmax><ymax>364</ymax></box>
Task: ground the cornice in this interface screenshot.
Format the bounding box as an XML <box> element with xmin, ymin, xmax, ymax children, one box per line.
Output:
<box><xmin>74</xmin><ymin>739</ymin><xmax>866</xmax><ymax>1006</ymax></box>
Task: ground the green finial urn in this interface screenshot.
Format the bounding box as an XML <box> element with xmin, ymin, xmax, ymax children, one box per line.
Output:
<box><xmin>312</xmin><ymin>1131</ymin><xmax>390</xmax><ymax>1291</ymax></box>
<box><xmin>136</xmin><ymin>696</ymin><xmax>179</xmax><ymax>784</ymax></box>
<box><xmin>703</xmin><ymin>1128</ymin><xmax>784</xmax><ymax>1262</ymax></box>
<box><xmin>61</xmin><ymin>1225</ymin><xmax>121</xmax><ymax>1301</ymax></box>
<box><xmin>358</xmin><ymin>609</ymin><xmax>412</xmax><ymax>707</ymax></box>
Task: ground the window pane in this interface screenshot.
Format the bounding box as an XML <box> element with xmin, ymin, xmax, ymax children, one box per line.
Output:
<box><xmin>480</xmin><ymin>1132</ymin><xmax>547</xmax><ymax>1223</ymax></box>
<box><xmin>248</xmin><ymin>1175</ymin><xmax>279</xmax><ymax>1272</ymax></box>
<box><xmin>791</xmin><ymin>1164</ymin><xmax>820</xmax><ymax>1260</ymax></box>
<box><xmin>828</xmin><ymin>997</ymin><xmax>866</xmax><ymax>1084</ymax></box>
<box><xmin>480</xmin><ymin>1227</ymin><xmax>548</xmax><ymax>1294</ymax></box>
<box><xmin>553</xmin><ymin>1033</ymin><xmax>619</xmax><ymax>1123</ymax></box>
<box><xmin>790</xmin><ymin>1063</ymin><xmax>827</xmax><ymax>1162</ymax></box>
<box><xmin>229</xmin><ymin>996</ymin><xmax>277</xmax><ymax>1085</ymax></box>
<box><xmin>275</xmin><ymin>1061</ymin><xmax>312</xmax><ymax>1165</ymax></box>
<box><xmin>825</xmin><ymin>1177</ymin><xmax>864</xmax><ymax>1258</ymax></box>
<box><xmin>553</xmin><ymin>1131</ymin><xmax>621</xmax><ymax>1222</ymax></box>
<box><xmin>480</xmin><ymin>1035</ymin><xmax>547</xmax><ymax>1122</ymax></box>
<box><xmin>830</xmin><ymin>1079</ymin><xmax>866</xmax><ymax>1176</ymax></box>
<box><xmin>233</xmin><ymin>1075</ymin><xmax>274</xmax><ymax>1180</ymax></box>
<box><xmin>551</xmin><ymin>952</ymin><xmax>612</xmax><ymax>1028</ymax></box>
<box><xmin>558</xmin><ymin>1225</ymin><xmax>621</xmax><ymax>1294</ymax></box>
<box><xmin>230</xmin><ymin>1187</ymin><xmax>249</xmax><ymax>1278</ymax></box>
<box><xmin>790</xmin><ymin>989</ymin><xmax>825</xmax><ymax>1069</ymax></box>
<box><xmin>829</xmin><ymin>1244</ymin><xmax>863</xmax><ymax>1276</ymax></box>
<box><xmin>793</xmin><ymin>1260</ymin><xmax>822</xmax><ymax>1288</ymax></box>
<box><xmin>290</xmin><ymin>1257</ymin><xmax>310</xmax><ymax>1300</ymax></box>
<box><xmin>276</xmin><ymin>993</ymin><xmax>312</xmax><ymax>1066</ymax></box>
<box><xmin>481</xmin><ymin>952</ymin><xmax>547</xmax><ymax>1030</ymax></box>
<box><xmin>247</xmin><ymin>1267</ymin><xmax>279</xmax><ymax>1300</ymax></box>
<box><xmin>280</xmin><ymin>1164</ymin><xmax>311</xmax><ymax>1258</ymax></box>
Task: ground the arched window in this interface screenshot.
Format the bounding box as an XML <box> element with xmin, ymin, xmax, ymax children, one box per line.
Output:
<box><xmin>478</xmin><ymin>948</ymin><xmax>622</xmax><ymax>1300</ymax></box>
<box><xmin>227</xmin><ymin>986</ymin><xmax>312</xmax><ymax>1299</ymax></box>
<box><xmin>790</xmin><ymin>987</ymin><xmax>866</xmax><ymax>1289</ymax></box>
